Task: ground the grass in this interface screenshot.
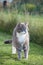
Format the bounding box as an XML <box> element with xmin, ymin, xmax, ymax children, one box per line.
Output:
<box><xmin>0</xmin><ymin>32</ymin><xmax>43</xmax><ymax>65</ymax></box>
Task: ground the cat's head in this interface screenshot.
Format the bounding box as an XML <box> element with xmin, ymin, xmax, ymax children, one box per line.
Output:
<box><xmin>16</xmin><ymin>22</ymin><xmax>28</xmax><ymax>33</ymax></box>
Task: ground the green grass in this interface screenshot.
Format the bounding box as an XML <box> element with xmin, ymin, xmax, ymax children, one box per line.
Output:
<box><xmin>0</xmin><ymin>32</ymin><xmax>43</xmax><ymax>65</ymax></box>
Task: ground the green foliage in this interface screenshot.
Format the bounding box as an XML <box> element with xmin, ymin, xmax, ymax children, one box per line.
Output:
<box><xmin>29</xmin><ymin>17</ymin><xmax>43</xmax><ymax>46</ymax></box>
<box><xmin>0</xmin><ymin>11</ymin><xmax>43</xmax><ymax>45</ymax></box>
<box><xmin>0</xmin><ymin>11</ymin><xmax>18</xmax><ymax>34</ymax></box>
<box><xmin>26</xmin><ymin>4</ymin><xmax>36</xmax><ymax>11</ymax></box>
<box><xmin>19</xmin><ymin>4</ymin><xmax>36</xmax><ymax>14</ymax></box>
<box><xmin>19</xmin><ymin>4</ymin><xmax>26</xmax><ymax>12</ymax></box>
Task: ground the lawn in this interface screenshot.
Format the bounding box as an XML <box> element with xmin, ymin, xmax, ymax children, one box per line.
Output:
<box><xmin>0</xmin><ymin>32</ymin><xmax>43</xmax><ymax>65</ymax></box>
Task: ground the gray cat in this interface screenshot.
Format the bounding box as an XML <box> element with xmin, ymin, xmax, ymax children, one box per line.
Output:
<box><xmin>4</xmin><ymin>22</ymin><xmax>29</xmax><ymax>60</ymax></box>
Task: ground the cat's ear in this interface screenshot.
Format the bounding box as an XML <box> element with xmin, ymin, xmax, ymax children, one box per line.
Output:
<box><xmin>25</xmin><ymin>22</ymin><xmax>29</xmax><ymax>30</ymax></box>
<box><xmin>25</xmin><ymin>22</ymin><xmax>28</xmax><ymax>26</ymax></box>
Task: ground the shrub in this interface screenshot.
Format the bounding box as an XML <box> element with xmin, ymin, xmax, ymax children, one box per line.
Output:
<box><xmin>29</xmin><ymin>17</ymin><xmax>43</xmax><ymax>46</ymax></box>
<box><xmin>20</xmin><ymin>4</ymin><xmax>36</xmax><ymax>14</ymax></box>
<box><xmin>0</xmin><ymin>11</ymin><xmax>43</xmax><ymax>46</ymax></box>
<box><xmin>0</xmin><ymin>21</ymin><xmax>5</xmax><ymax>32</ymax></box>
<box><xmin>0</xmin><ymin>11</ymin><xmax>18</xmax><ymax>34</ymax></box>
<box><xmin>4</xmin><ymin>21</ymin><xmax>17</xmax><ymax>34</ymax></box>
<box><xmin>25</xmin><ymin>4</ymin><xmax>36</xmax><ymax>14</ymax></box>
<box><xmin>19</xmin><ymin>4</ymin><xmax>26</xmax><ymax>12</ymax></box>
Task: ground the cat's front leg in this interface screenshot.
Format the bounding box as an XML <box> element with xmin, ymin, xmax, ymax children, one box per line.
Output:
<box><xmin>24</xmin><ymin>50</ymin><xmax>28</xmax><ymax>59</ymax></box>
<box><xmin>17</xmin><ymin>48</ymin><xmax>22</xmax><ymax>60</ymax></box>
<box><xmin>12</xmin><ymin>45</ymin><xmax>16</xmax><ymax>54</ymax></box>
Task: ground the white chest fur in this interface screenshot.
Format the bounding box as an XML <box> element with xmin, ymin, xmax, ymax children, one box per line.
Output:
<box><xmin>16</xmin><ymin>32</ymin><xmax>26</xmax><ymax>44</ymax></box>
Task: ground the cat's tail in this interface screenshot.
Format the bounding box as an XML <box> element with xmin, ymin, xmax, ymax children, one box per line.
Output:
<box><xmin>4</xmin><ymin>40</ymin><xmax>12</xmax><ymax>44</ymax></box>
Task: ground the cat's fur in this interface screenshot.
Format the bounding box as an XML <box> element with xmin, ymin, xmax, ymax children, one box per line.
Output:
<box><xmin>5</xmin><ymin>22</ymin><xmax>29</xmax><ymax>60</ymax></box>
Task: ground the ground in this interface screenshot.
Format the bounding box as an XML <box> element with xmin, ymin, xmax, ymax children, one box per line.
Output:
<box><xmin>0</xmin><ymin>32</ymin><xmax>43</xmax><ymax>65</ymax></box>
